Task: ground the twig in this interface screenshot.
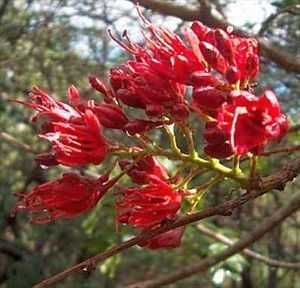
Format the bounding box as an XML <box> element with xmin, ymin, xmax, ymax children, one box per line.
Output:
<box><xmin>0</xmin><ymin>131</ymin><xmax>36</xmax><ymax>154</ymax></box>
<box><xmin>196</xmin><ymin>223</ymin><xmax>300</xmax><ymax>269</ymax></box>
<box><xmin>127</xmin><ymin>189</ymin><xmax>300</xmax><ymax>288</ymax></box>
<box><xmin>259</xmin><ymin>4</ymin><xmax>300</xmax><ymax>36</ymax></box>
<box><xmin>288</xmin><ymin>124</ymin><xmax>300</xmax><ymax>133</ymax></box>
<box><xmin>33</xmin><ymin>157</ymin><xmax>300</xmax><ymax>288</ymax></box>
<box><xmin>260</xmin><ymin>145</ymin><xmax>300</xmax><ymax>157</ymax></box>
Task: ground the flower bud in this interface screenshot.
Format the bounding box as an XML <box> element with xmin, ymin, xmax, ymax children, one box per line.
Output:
<box><xmin>215</xmin><ymin>29</ymin><xmax>234</xmax><ymax>64</ymax></box>
<box><xmin>125</xmin><ymin>119</ymin><xmax>160</xmax><ymax>135</ymax></box>
<box><xmin>191</xmin><ymin>21</ymin><xmax>210</xmax><ymax>41</ymax></box>
<box><xmin>171</xmin><ymin>103</ymin><xmax>190</xmax><ymax>121</ymax></box>
<box><xmin>91</xmin><ymin>103</ymin><xmax>128</xmax><ymax>129</ymax></box>
<box><xmin>67</xmin><ymin>85</ymin><xmax>81</xmax><ymax>107</ymax></box>
<box><xmin>119</xmin><ymin>156</ymin><xmax>168</xmax><ymax>185</ymax></box>
<box><xmin>139</xmin><ymin>227</ymin><xmax>185</xmax><ymax>250</ymax></box>
<box><xmin>245</xmin><ymin>54</ymin><xmax>259</xmax><ymax>79</ymax></box>
<box><xmin>189</xmin><ymin>71</ymin><xmax>222</xmax><ymax>87</ymax></box>
<box><xmin>89</xmin><ymin>75</ymin><xmax>112</xmax><ymax>102</ymax></box>
<box><xmin>89</xmin><ymin>75</ymin><xmax>107</xmax><ymax>95</ymax></box>
<box><xmin>192</xmin><ymin>87</ymin><xmax>227</xmax><ymax>117</ymax></box>
<box><xmin>225</xmin><ymin>66</ymin><xmax>241</xmax><ymax>84</ymax></box>
<box><xmin>35</xmin><ymin>153</ymin><xmax>59</xmax><ymax>167</ymax></box>
<box><xmin>203</xmin><ymin>122</ymin><xmax>227</xmax><ymax>145</ymax></box>
<box><xmin>204</xmin><ymin>142</ymin><xmax>233</xmax><ymax>159</ymax></box>
<box><xmin>199</xmin><ymin>42</ymin><xmax>227</xmax><ymax>74</ymax></box>
<box><xmin>116</xmin><ymin>88</ymin><xmax>146</xmax><ymax>109</ymax></box>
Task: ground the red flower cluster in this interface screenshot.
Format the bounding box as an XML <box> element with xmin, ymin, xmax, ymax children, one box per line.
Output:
<box><xmin>218</xmin><ymin>90</ymin><xmax>288</xmax><ymax>155</ymax></box>
<box><xmin>119</xmin><ymin>155</ymin><xmax>168</xmax><ymax>184</ymax></box>
<box><xmin>13</xmin><ymin>10</ymin><xmax>289</xmax><ymax>250</ymax></box>
<box><xmin>110</xmin><ymin>61</ymin><xmax>187</xmax><ymax>119</ymax></box>
<box><xmin>191</xmin><ymin>22</ymin><xmax>259</xmax><ymax>86</ymax></box>
<box><xmin>116</xmin><ymin>176</ymin><xmax>182</xmax><ymax>229</ymax></box>
<box><xmin>13</xmin><ymin>173</ymin><xmax>113</xmax><ymax>224</ymax></box>
<box><xmin>20</xmin><ymin>86</ymin><xmax>108</xmax><ymax>167</ymax></box>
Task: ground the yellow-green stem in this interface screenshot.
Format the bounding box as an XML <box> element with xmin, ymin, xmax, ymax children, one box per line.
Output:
<box><xmin>163</xmin><ymin>124</ymin><xmax>182</xmax><ymax>155</ymax></box>
<box><xmin>112</xmin><ymin>148</ymin><xmax>248</xmax><ymax>186</ymax></box>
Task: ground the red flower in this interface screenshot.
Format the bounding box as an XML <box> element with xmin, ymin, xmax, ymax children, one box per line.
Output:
<box><xmin>192</xmin><ymin>86</ymin><xmax>229</xmax><ymax>118</ymax></box>
<box><xmin>218</xmin><ymin>90</ymin><xmax>288</xmax><ymax>155</ymax></box>
<box><xmin>191</xmin><ymin>22</ymin><xmax>259</xmax><ymax>86</ymax></box>
<box><xmin>13</xmin><ymin>173</ymin><xmax>114</xmax><ymax>223</ymax></box>
<box><xmin>110</xmin><ymin>61</ymin><xmax>186</xmax><ymax>118</ymax></box>
<box><xmin>17</xmin><ymin>86</ymin><xmax>109</xmax><ymax>166</ymax></box>
<box><xmin>17</xmin><ymin>86</ymin><xmax>81</xmax><ymax>122</ymax></box>
<box><xmin>116</xmin><ymin>177</ymin><xmax>182</xmax><ymax>229</ymax></box>
<box><xmin>40</xmin><ymin>109</ymin><xmax>108</xmax><ymax>166</ymax></box>
<box><xmin>139</xmin><ymin>227</ymin><xmax>185</xmax><ymax>250</ymax></box>
<box><xmin>203</xmin><ymin>122</ymin><xmax>233</xmax><ymax>159</ymax></box>
<box><xmin>109</xmin><ymin>13</ymin><xmax>205</xmax><ymax>84</ymax></box>
<box><xmin>89</xmin><ymin>102</ymin><xmax>128</xmax><ymax>129</ymax></box>
<box><xmin>88</xmin><ymin>75</ymin><xmax>114</xmax><ymax>103</ymax></box>
<box><xmin>189</xmin><ymin>71</ymin><xmax>223</xmax><ymax>88</ymax></box>
<box><xmin>119</xmin><ymin>156</ymin><xmax>168</xmax><ymax>184</ymax></box>
<box><xmin>67</xmin><ymin>85</ymin><xmax>128</xmax><ymax>130</ymax></box>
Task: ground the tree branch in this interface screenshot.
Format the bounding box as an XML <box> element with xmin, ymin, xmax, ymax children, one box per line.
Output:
<box><xmin>134</xmin><ymin>0</ymin><xmax>199</xmax><ymax>21</ymax></box>
<box><xmin>258</xmin><ymin>4</ymin><xmax>300</xmax><ymax>36</ymax></box>
<box><xmin>0</xmin><ymin>131</ymin><xmax>36</xmax><ymax>154</ymax></box>
<box><xmin>288</xmin><ymin>124</ymin><xmax>300</xmax><ymax>133</ymax></box>
<box><xmin>0</xmin><ymin>0</ymin><xmax>11</xmax><ymax>23</ymax></box>
<box><xmin>0</xmin><ymin>239</ymin><xmax>30</xmax><ymax>260</ymax></box>
<box><xmin>128</xmin><ymin>0</ymin><xmax>300</xmax><ymax>73</ymax></box>
<box><xmin>196</xmin><ymin>223</ymin><xmax>300</xmax><ymax>269</ymax></box>
<box><xmin>33</xmin><ymin>157</ymin><xmax>300</xmax><ymax>288</ymax></box>
<box><xmin>127</xmin><ymin>189</ymin><xmax>300</xmax><ymax>288</ymax></box>
<box><xmin>260</xmin><ymin>144</ymin><xmax>300</xmax><ymax>157</ymax></box>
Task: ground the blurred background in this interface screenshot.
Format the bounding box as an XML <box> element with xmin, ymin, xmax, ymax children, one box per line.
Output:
<box><xmin>0</xmin><ymin>0</ymin><xmax>300</xmax><ymax>287</ymax></box>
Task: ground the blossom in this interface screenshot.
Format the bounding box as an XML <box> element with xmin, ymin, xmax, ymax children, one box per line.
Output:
<box><xmin>89</xmin><ymin>102</ymin><xmax>128</xmax><ymax>129</ymax></box>
<box><xmin>17</xmin><ymin>86</ymin><xmax>109</xmax><ymax>166</ymax></box>
<box><xmin>88</xmin><ymin>75</ymin><xmax>113</xmax><ymax>103</ymax></box>
<box><xmin>17</xmin><ymin>86</ymin><xmax>81</xmax><ymax>122</ymax></box>
<box><xmin>40</xmin><ymin>109</ymin><xmax>108</xmax><ymax>166</ymax></box>
<box><xmin>13</xmin><ymin>173</ymin><xmax>114</xmax><ymax>223</ymax></box>
<box><xmin>67</xmin><ymin>85</ymin><xmax>128</xmax><ymax>130</ymax></box>
<box><xmin>110</xmin><ymin>61</ymin><xmax>187</xmax><ymax>118</ymax></box>
<box><xmin>192</xmin><ymin>86</ymin><xmax>229</xmax><ymax>118</ymax></box>
<box><xmin>119</xmin><ymin>155</ymin><xmax>168</xmax><ymax>184</ymax></box>
<box><xmin>108</xmin><ymin>13</ymin><xmax>205</xmax><ymax>84</ymax></box>
<box><xmin>116</xmin><ymin>177</ymin><xmax>182</xmax><ymax>229</ymax></box>
<box><xmin>204</xmin><ymin>122</ymin><xmax>233</xmax><ymax>159</ymax></box>
<box><xmin>189</xmin><ymin>71</ymin><xmax>223</xmax><ymax>88</ymax></box>
<box><xmin>139</xmin><ymin>227</ymin><xmax>185</xmax><ymax>250</ymax></box>
<box><xmin>191</xmin><ymin>22</ymin><xmax>259</xmax><ymax>87</ymax></box>
<box><xmin>217</xmin><ymin>90</ymin><xmax>288</xmax><ymax>155</ymax></box>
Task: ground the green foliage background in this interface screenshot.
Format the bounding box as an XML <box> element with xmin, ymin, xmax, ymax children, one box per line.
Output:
<box><xmin>0</xmin><ymin>0</ymin><xmax>299</xmax><ymax>287</ymax></box>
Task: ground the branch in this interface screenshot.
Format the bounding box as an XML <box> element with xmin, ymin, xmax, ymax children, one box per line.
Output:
<box><xmin>260</xmin><ymin>144</ymin><xmax>300</xmax><ymax>157</ymax></box>
<box><xmin>33</xmin><ymin>157</ymin><xmax>300</xmax><ymax>288</ymax></box>
<box><xmin>127</xmin><ymin>189</ymin><xmax>300</xmax><ymax>288</ymax></box>
<box><xmin>288</xmin><ymin>124</ymin><xmax>300</xmax><ymax>133</ymax></box>
<box><xmin>0</xmin><ymin>131</ymin><xmax>36</xmax><ymax>154</ymax></box>
<box><xmin>0</xmin><ymin>239</ymin><xmax>30</xmax><ymax>260</ymax></box>
<box><xmin>196</xmin><ymin>224</ymin><xmax>300</xmax><ymax>269</ymax></box>
<box><xmin>0</xmin><ymin>0</ymin><xmax>10</xmax><ymax>23</ymax></box>
<box><xmin>128</xmin><ymin>0</ymin><xmax>300</xmax><ymax>73</ymax></box>
<box><xmin>259</xmin><ymin>4</ymin><xmax>300</xmax><ymax>36</ymax></box>
<box><xmin>133</xmin><ymin>0</ymin><xmax>199</xmax><ymax>21</ymax></box>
